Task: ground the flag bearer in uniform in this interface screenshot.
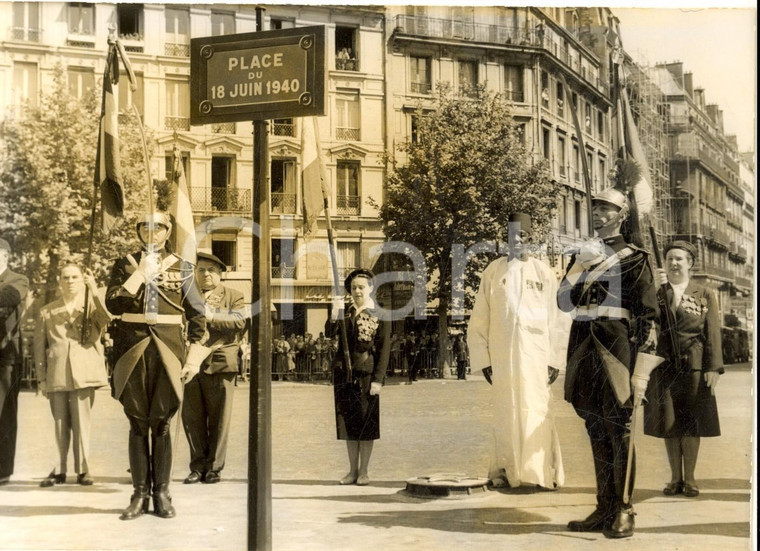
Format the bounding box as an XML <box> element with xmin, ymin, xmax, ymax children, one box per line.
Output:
<box><xmin>557</xmin><ymin>187</ymin><xmax>659</xmax><ymax>539</ymax></box>
<box><xmin>106</xmin><ymin>212</ymin><xmax>207</xmax><ymax>520</ymax></box>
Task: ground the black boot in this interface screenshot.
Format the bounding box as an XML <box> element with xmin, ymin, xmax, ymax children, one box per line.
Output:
<box><xmin>567</xmin><ymin>504</ymin><xmax>613</xmax><ymax>532</ymax></box>
<box><xmin>152</xmin><ymin>432</ymin><xmax>176</xmax><ymax>519</ymax></box>
<box><xmin>604</xmin><ymin>504</ymin><xmax>635</xmax><ymax>538</ymax></box>
<box><xmin>121</xmin><ymin>434</ymin><xmax>150</xmax><ymax>520</ymax></box>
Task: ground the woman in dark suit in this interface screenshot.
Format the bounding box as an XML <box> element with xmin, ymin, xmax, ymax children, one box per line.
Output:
<box><xmin>333</xmin><ymin>269</ymin><xmax>390</xmax><ymax>486</ymax></box>
<box><xmin>644</xmin><ymin>241</ymin><xmax>723</xmax><ymax>498</ymax></box>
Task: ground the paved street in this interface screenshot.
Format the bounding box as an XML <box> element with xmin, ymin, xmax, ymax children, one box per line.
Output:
<box><xmin>1</xmin><ymin>366</ymin><xmax>754</xmax><ymax>551</ymax></box>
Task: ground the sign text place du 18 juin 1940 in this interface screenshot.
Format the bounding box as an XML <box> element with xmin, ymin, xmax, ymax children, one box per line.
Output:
<box><xmin>190</xmin><ymin>25</ymin><xmax>326</xmax><ymax>125</ymax></box>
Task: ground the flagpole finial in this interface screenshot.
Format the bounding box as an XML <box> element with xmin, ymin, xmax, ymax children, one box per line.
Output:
<box><xmin>107</xmin><ymin>24</ymin><xmax>116</xmax><ymax>44</ymax></box>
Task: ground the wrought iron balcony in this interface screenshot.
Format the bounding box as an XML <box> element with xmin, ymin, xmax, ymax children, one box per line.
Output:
<box><xmin>271</xmin><ymin>193</ymin><xmax>297</xmax><ymax>214</ymax></box>
<box><xmin>271</xmin><ymin>266</ymin><xmax>296</xmax><ymax>279</ymax></box>
<box><xmin>335</xmin><ymin>56</ymin><xmax>359</xmax><ymax>71</ymax></box>
<box><xmin>505</xmin><ymin>90</ymin><xmax>525</xmax><ymax>103</ymax></box>
<box><xmin>211</xmin><ymin>122</ymin><xmax>236</xmax><ymax>134</ymax></box>
<box><xmin>9</xmin><ymin>26</ymin><xmax>42</xmax><ymax>42</ymax></box>
<box><xmin>410</xmin><ymin>81</ymin><xmax>432</xmax><ymax>94</ymax></box>
<box><xmin>164</xmin><ymin>42</ymin><xmax>190</xmax><ymax>57</ymax></box>
<box><xmin>336</xmin><ymin>127</ymin><xmax>360</xmax><ymax>141</ymax></box>
<box><xmin>189</xmin><ymin>187</ymin><xmax>252</xmax><ymax>212</ymax></box>
<box><xmin>165</xmin><ymin>117</ymin><xmax>190</xmax><ymax>131</ymax></box>
<box><xmin>336</xmin><ymin>195</ymin><xmax>360</xmax><ymax>215</ymax></box>
<box><xmin>272</xmin><ymin>121</ymin><xmax>296</xmax><ymax>137</ymax></box>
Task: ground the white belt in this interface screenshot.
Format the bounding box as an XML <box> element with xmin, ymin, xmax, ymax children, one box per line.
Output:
<box><xmin>573</xmin><ymin>305</ymin><xmax>631</xmax><ymax>320</ymax></box>
<box><xmin>121</xmin><ymin>313</ymin><xmax>183</xmax><ymax>325</ymax></box>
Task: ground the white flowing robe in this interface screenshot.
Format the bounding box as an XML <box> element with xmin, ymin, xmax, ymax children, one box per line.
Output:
<box><xmin>468</xmin><ymin>256</ymin><xmax>571</xmax><ymax>488</ymax></box>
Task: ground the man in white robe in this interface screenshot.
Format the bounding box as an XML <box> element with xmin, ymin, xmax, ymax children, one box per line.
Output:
<box><xmin>468</xmin><ymin>213</ymin><xmax>570</xmax><ymax>489</ymax></box>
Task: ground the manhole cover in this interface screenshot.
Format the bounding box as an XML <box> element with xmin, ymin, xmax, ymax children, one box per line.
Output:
<box><xmin>404</xmin><ymin>473</ymin><xmax>490</xmax><ymax>499</ymax></box>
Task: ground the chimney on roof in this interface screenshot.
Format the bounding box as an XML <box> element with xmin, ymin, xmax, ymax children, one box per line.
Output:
<box><xmin>706</xmin><ymin>104</ymin><xmax>719</xmax><ymax>124</ymax></box>
<box><xmin>717</xmin><ymin>109</ymin><xmax>724</xmax><ymax>134</ymax></box>
<box><xmin>663</xmin><ymin>61</ymin><xmax>684</xmax><ymax>87</ymax></box>
<box><xmin>683</xmin><ymin>72</ymin><xmax>693</xmax><ymax>98</ymax></box>
<box><xmin>694</xmin><ymin>88</ymin><xmax>705</xmax><ymax>110</ymax></box>
<box><xmin>727</xmin><ymin>135</ymin><xmax>738</xmax><ymax>150</ymax></box>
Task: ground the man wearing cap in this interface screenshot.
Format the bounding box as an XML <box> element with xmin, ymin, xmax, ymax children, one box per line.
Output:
<box><xmin>0</xmin><ymin>238</ymin><xmax>29</xmax><ymax>485</ymax></box>
<box><xmin>181</xmin><ymin>252</ymin><xmax>246</xmax><ymax>485</ymax></box>
<box><xmin>557</xmin><ymin>187</ymin><xmax>659</xmax><ymax>538</ymax></box>
<box><xmin>468</xmin><ymin>213</ymin><xmax>570</xmax><ymax>489</ymax></box>
<box><xmin>106</xmin><ymin>213</ymin><xmax>207</xmax><ymax>519</ymax></box>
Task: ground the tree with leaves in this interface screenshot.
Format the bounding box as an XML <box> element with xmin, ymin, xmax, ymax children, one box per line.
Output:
<box><xmin>377</xmin><ymin>84</ymin><xmax>560</xmax><ymax>374</ymax></box>
<box><xmin>0</xmin><ymin>64</ymin><xmax>154</xmax><ymax>301</ymax></box>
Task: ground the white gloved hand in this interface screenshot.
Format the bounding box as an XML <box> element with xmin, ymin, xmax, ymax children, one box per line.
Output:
<box><xmin>204</xmin><ymin>304</ymin><xmax>215</xmax><ymax>321</ymax></box>
<box><xmin>631</xmin><ymin>373</ymin><xmax>649</xmax><ymax>398</ymax></box>
<box><xmin>180</xmin><ymin>363</ymin><xmax>200</xmax><ymax>383</ymax></box>
<box><xmin>141</xmin><ymin>252</ymin><xmax>161</xmax><ymax>281</ymax></box>
<box><xmin>369</xmin><ymin>382</ymin><xmax>382</xmax><ymax>396</ymax></box>
<box><xmin>577</xmin><ymin>239</ymin><xmax>606</xmax><ymax>269</ymax></box>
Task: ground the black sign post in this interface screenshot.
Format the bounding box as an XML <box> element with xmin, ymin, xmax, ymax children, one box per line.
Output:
<box><xmin>191</xmin><ymin>20</ymin><xmax>326</xmax><ymax>551</ymax></box>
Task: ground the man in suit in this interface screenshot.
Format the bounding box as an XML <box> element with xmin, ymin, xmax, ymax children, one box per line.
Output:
<box><xmin>106</xmin><ymin>213</ymin><xmax>207</xmax><ymax>519</ymax></box>
<box><xmin>557</xmin><ymin>187</ymin><xmax>659</xmax><ymax>538</ymax></box>
<box><xmin>0</xmin><ymin>237</ymin><xmax>29</xmax><ymax>485</ymax></box>
<box><xmin>182</xmin><ymin>252</ymin><xmax>246</xmax><ymax>485</ymax></box>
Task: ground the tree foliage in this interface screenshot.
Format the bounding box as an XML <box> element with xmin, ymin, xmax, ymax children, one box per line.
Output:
<box><xmin>377</xmin><ymin>84</ymin><xmax>560</xmax><ymax>367</ymax></box>
<box><xmin>0</xmin><ymin>64</ymin><xmax>154</xmax><ymax>297</ymax></box>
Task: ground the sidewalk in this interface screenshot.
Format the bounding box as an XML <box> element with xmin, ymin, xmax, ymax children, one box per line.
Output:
<box><xmin>1</xmin><ymin>368</ymin><xmax>754</xmax><ymax>551</ymax></box>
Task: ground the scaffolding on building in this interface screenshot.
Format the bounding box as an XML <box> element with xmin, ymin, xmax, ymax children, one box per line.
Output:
<box><xmin>625</xmin><ymin>60</ymin><xmax>672</xmax><ymax>253</ymax></box>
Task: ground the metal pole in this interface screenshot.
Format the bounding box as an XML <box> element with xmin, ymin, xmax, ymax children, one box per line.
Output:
<box><xmin>248</xmin><ymin>8</ymin><xmax>271</xmax><ymax>550</ymax></box>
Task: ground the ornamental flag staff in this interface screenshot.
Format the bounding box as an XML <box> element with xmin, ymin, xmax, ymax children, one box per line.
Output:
<box><xmin>169</xmin><ymin>146</ymin><xmax>197</xmax><ymax>265</ymax></box>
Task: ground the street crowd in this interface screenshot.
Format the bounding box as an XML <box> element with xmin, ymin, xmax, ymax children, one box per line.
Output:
<box><xmin>0</xmin><ymin>181</ymin><xmax>729</xmax><ymax>541</ymax></box>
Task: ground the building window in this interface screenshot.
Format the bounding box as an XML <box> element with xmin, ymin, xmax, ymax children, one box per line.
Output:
<box><xmin>67</xmin><ymin>67</ymin><xmax>95</xmax><ymax>99</ymax></box>
<box><xmin>68</xmin><ymin>2</ymin><xmax>94</xmax><ymax>35</ymax></box>
<box><xmin>504</xmin><ymin>65</ymin><xmax>523</xmax><ymax>102</ymax></box>
<box><xmin>211</xmin><ymin>11</ymin><xmax>235</xmax><ymax>36</ymax></box>
<box><xmin>585</xmin><ymin>102</ymin><xmax>593</xmax><ymax>134</ymax></box>
<box><xmin>337</xmin><ymin>242</ymin><xmax>360</xmax><ymax>279</ymax></box>
<box><xmin>597</xmin><ymin>110</ymin><xmax>604</xmax><ymax>140</ymax></box>
<box><xmin>335</xmin><ymin>91</ymin><xmax>360</xmax><ymax>141</ymax></box>
<box><xmin>572</xmin><ymin>144</ymin><xmax>580</xmax><ymax>183</ymax></box>
<box><xmin>211</xmin><ymin>156</ymin><xmax>233</xmax><ymax>211</ymax></box>
<box><xmin>164</xmin><ymin>153</ymin><xmax>189</xmax><ymax>182</ymax></box>
<box><xmin>541</xmin><ymin>71</ymin><xmax>550</xmax><ymax>108</ymax></box>
<box><xmin>117</xmin><ymin>3</ymin><xmax>143</xmax><ymax>40</ymax></box>
<box><xmin>586</xmin><ymin>151</ymin><xmax>594</xmax><ymax>183</ymax></box>
<box><xmin>598</xmin><ymin>157</ymin><xmax>606</xmax><ymax>189</ymax></box>
<box><xmin>165</xmin><ymin>78</ymin><xmax>190</xmax><ymax>130</ymax></box>
<box><xmin>516</xmin><ymin>123</ymin><xmax>526</xmax><ymax>145</ymax></box>
<box><xmin>272</xmin><ymin>118</ymin><xmax>296</xmax><ymax>137</ymax></box>
<box><xmin>410</xmin><ymin>56</ymin><xmax>431</xmax><ymax>94</ymax></box>
<box><xmin>270</xmin><ymin>159</ymin><xmax>297</xmax><ymax>214</ymax></box>
<box><xmin>270</xmin><ymin>17</ymin><xmax>295</xmax><ymax>30</ymax></box>
<box><xmin>542</xmin><ymin>127</ymin><xmax>551</xmax><ymax>160</ymax></box>
<box><xmin>571</xmin><ymin>92</ymin><xmax>579</xmax><ymax>118</ymax></box>
<box><xmin>272</xmin><ymin>239</ymin><xmax>296</xmax><ymax>278</ymax></box>
<box><xmin>12</xmin><ymin>2</ymin><xmax>41</xmax><ymax>42</ymax></box>
<box><xmin>164</xmin><ymin>7</ymin><xmax>189</xmax><ymax>56</ymax></box>
<box><xmin>557</xmin><ymin>135</ymin><xmax>566</xmax><ymax>177</ymax></box>
<box><xmin>410</xmin><ymin>113</ymin><xmax>420</xmax><ymax>143</ymax></box>
<box><xmin>458</xmin><ymin>60</ymin><xmax>478</xmax><ymax>96</ymax></box>
<box><xmin>335</xmin><ymin>26</ymin><xmax>358</xmax><ymax>71</ymax></box>
<box><xmin>12</xmin><ymin>61</ymin><xmax>38</xmax><ymax>108</ymax></box>
<box><xmin>119</xmin><ymin>72</ymin><xmax>144</xmax><ymax>116</ymax></box>
<box><xmin>212</xmin><ymin>236</ymin><xmax>237</xmax><ymax>272</ymax></box>
<box><xmin>336</xmin><ymin>161</ymin><xmax>360</xmax><ymax>215</ymax></box>
<box><xmin>558</xmin><ymin>196</ymin><xmax>567</xmax><ymax>233</ymax></box>
<box><xmin>556</xmin><ymin>81</ymin><xmax>565</xmax><ymax>117</ymax></box>
<box><xmin>574</xmin><ymin>200</ymin><xmax>582</xmax><ymax>232</ymax></box>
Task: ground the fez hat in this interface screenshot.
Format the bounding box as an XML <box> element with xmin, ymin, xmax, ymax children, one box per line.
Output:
<box><xmin>344</xmin><ymin>268</ymin><xmax>374</xmax><ymax>293</ymax></box>
<box><xmin>508</xmin><ymin>212</ymin><xmax>532</xmax><ymax>234</ymax></box>
<box><xmin>664</xmin><ymin>240</ymin><xmax>697</xmax><ymax>262</ymax></box>
<box><xmin>197</xmin><ymin>251</ymin><xmax>228</xmax><ymax>272</ymax></box>
<box><xmin>0</xmin><ymin>238</ymin><xmax>10</xmax><ymax>253</ymax></box>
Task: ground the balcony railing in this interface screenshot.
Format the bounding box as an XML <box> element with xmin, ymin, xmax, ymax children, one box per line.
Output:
<box><xmin>211</xmin><ymin>122</ymin><xmax>236</xmax><ymax>134</ymax></box>
<box><xmin>189</xmin><ymin>187</ymin><xmax>251</xmax><ymax>212</ymax></box>
<box><xmin>336</xmin><ymin>127</ymin><xmax>360</xmax><ymax>141</ymax></box>
<box><xmin>393</xmin><ymin>15</ymin><xmax>608</xmax><ymax>95</ymax></box>
<box><xmin>9</xmin><ymin>26</ymin><xmax>42</xmax><ymax>42</ymax></box>
<box><xmin>165</xmin><ymin>116</ymin><xmax>190</xmax><ymax>131</ymax></box>
<box><xmin>505</xmin><ymin>90</ymin><xmax>525</xmax><ymax>103</ymax></box>
<box><xmin>336</xmin><ymin>195</ymin><xmax>360</xmax><ymax>215</ymax></box>
<box><xmin>164</xmin><ymin>42</ymin><xmax>190</xmax><ymax>57</ymax></box>
<box><xmin>410</xmin><ymin>81</ymin><xmax>432</xmax><ymax>94</ymax></box>
<box><xmin>735</xmin><ymin>276</ymin><xmax>752</xmax><ymax>289</ymax></box>
<box><xmin>335</xmin><ymin>56</ymin><xmax>359</xmax><ymax>71</ymax></box>
<box><xmin>271</xmin><ymin>266</ymin><xmax>296</xmax><ymax>279</ymax></box>
<box><xmin>271</xmin><ymin>192</ymin><xmax>297</xmax><ymax>214</ymax></box>
<box><xmin>700</xmin><ymin>263</ymin><xmax>733</xmax><ymax>280</ymax></box>
<box><xmin>272</xmin><ymin>121</ymin><xmax>296</xmax><ymax>137</ymax></box>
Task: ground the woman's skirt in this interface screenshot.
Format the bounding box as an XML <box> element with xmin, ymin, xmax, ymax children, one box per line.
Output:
<box><xmin>644</xmin><ymin>363</ymin><xmax>721</xmax><ymax>438</ymax></box>
<box><xmin>333</xmin><ymin>366</ymin><xmax>380</xmax><ymax>441</ymax></box>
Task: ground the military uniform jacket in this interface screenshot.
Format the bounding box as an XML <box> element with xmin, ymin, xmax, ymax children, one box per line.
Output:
<box><xmin>557</xmin><ymin>235</ymin><xmax>659</xmax><ymax>407</ymax></box>
<box><xmin>106</xmin><ymin>250</ymin><xmax>206</xmax><ymax>400</ymax></box>
<box><xmin>658</xmin><ymin>280</ymin><xmax>723</xmax><ymax>374</ymax></box>
<box><xmin>0</xmin><ymin>268</ymin><xmax>29</xmax><ymax>364</ymax></box>
<box><xmin>332</xmin><ymin>303</ymin><xmax>391</xmax><ymax>385</ymax></box>
<box><xmin>201</xmin><ymin>284</ymin><xmax>246</xmax><ymax>374</ymax></box>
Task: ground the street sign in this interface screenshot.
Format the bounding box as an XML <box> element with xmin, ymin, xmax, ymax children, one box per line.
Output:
<box><xmin>191</xmin><ymin>25</ymin><xmax>326</xmax><ymax>124</ymax></box>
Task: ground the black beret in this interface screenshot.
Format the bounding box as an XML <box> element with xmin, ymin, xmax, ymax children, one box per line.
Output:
<box><xmin>664</xmin><ymin>240</ymin><xmax>697</xmax><ymax>261</ymax></box>
<box><xmin>344</xmin><ymin>268</ymin><xmax>374</xmax><ymax>293</ymax></box>
<box><xmin>197</xmin><ymin>251</ymin><xmax>227</xmax><ymax>272</ymax></box>
<box><xmin>508</xmin><ymin>212</ymin><xmax>532</xmax><ymax>234</ymax></box>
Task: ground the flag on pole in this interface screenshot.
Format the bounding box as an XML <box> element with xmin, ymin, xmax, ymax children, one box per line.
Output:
<box><xmin>170</xmin><ymin>148</ymin><xmax>197</xmax><ymax>264</ymax></box>
<box><xmin>301</xmin><ymin>117</ymin><xmax>328</xmax><ymax>237</ymax></box>
<box><xmin>622</xmin><ymin>87</ymin><xmax>654</xmax><ymax>216</ymax></box>
<box><xmin>96</xmin><ymin>45</ymin><xmax>124</xmax><ymax>234</ymax></box>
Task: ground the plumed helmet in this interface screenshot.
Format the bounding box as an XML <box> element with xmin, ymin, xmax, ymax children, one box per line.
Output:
<box><xmin>136</xmin><ymin>211</ymin><xmax>172</xmax><ymax>233</ymax></box>
<box><xmin>592</xmin><ymin>187</ymin><xmax>629</xmax><ymax>211</ymax></box>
